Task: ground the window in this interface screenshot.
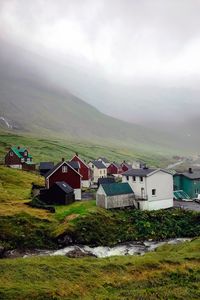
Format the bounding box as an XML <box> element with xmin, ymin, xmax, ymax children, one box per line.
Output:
<box><xmin>24</xmin><ymin>151</ymin><xmax>27</xmax><ymax>157</ymax></box>
<box><xmin>10</xmin><ymin>151</ymin><xmax>13</xmax><ymax>156</ymax></box>
<box><xmin>140</xmin><ymin>176</ymin><xmax>143</xmax><ymax>182</ymax></box>
<box><xmin>21</xmin><ymin>158</ymin><xmax>24</xmax><ymax>162</ymax></box>
<box><xmin>62</xmin><ymin>166</ymin><xmax>68</xmax><ymax>173</ymax></box>
<box><xmin>92</xmin><ymin>164</ymin><xmax>94</xmax><ymax>168</ymax></box>
<box><xmin>133</xmin><ymin>176</ymin><xmax>136</xmax><ymax>181</ymax></box>
<box><xmin>126</xmin><ymin>176</ymin><xmax>129</xmax><ymax>180</ymax></box>
<box><xmin>100</xmin><ymin>170</ymin><xmax>102</xmax><ymax>175</ymax></box>
<box><xmin>152</xmin><ymin>189</ymin><xmax>156</xmax><ymax>196</ymax></box>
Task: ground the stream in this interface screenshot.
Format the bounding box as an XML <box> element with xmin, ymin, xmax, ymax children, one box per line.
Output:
<box><xmin>4</xmin><ymin>238</ymin><xmax>192</xmax><ymax>259</ymax></box>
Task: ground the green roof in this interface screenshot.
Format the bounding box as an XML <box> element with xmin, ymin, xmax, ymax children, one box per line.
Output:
<box><xmin>101</xmin><ymin>182</ymin><xmax>134</xmax><ymax>196</ymax></box>
<box><xmin>11</xmin><ymin>147</ymin><xmax>32</xmax><ymax>159</ymax></box>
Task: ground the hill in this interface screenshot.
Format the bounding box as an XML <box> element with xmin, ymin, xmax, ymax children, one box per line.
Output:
<box><xmin>0</xmin><ymin>40</ymin><xmax>187</xmax><ymax>154</ymax></box>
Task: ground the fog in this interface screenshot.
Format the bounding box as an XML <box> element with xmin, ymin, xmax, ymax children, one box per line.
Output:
<box><xmin>0</xmin><ymin>0</ymin><xmax>200</xmax><ymax>126</ymax></box>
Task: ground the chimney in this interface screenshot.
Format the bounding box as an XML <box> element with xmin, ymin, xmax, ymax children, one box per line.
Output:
<box><xmin>76</xmin><ymin>152</ymin><xmax>78</xmax><ymax>156</ymax></box>
<box><xmin>17</xmin><ymin>146</ymin><xmax>20</xmax><ymax>149</ymax></box>
<box><xmin>62</xmin><ymin>157</ymin><xmax>65</xmax><ymax>162</ymax></box>
<box><xmin>123</xmin><ymin>160</ymin><xmax>126</xmax><ymax>163</ymax></box>
<box><xmin>189</xmin><ymin>167</ymin><xmax>193</xmax><ymax>174</ymax></box>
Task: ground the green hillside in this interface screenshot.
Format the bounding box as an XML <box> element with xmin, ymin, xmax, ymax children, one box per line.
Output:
<box><xmin>0</xmin><ymin>239</ymin><xmax>200</xmax><ymax>300</ymax></box>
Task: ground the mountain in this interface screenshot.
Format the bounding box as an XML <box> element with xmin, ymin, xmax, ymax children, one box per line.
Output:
<box><xmin>0</xmin><ymin>39</ymin><xmax>197</xmax><ymax>154</ymax></box>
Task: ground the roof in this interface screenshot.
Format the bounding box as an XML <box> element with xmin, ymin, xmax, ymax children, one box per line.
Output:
<box><xmin>101</xmin><ymin>182</ymin><xmax>134</xmax><ymax>196</ymax></box>
<box><xmin>71</xmin><ymin>155</ymin><xmax>89</xmax><ymax>169</ymax></box>
<box><xmin>68</xmin><ymin>161</ymin><xmax>79</xmax><ymax>170</ymax></box>
<box><xmin>176</xmin><ymin>171</ymin><xmax>200</xmax><ymax>180</ymax></box>
<box><xmin>121</xmin><ymin>162</ymin><xmax>132</xmax><ymax>169</ymax></box>
<box><xmin>91</xmin><ymin>160</ymin><xmax>107</xmax><ymax>169</ymax></box>
<box><xmin>98</xmin><ymin>157</ymin><xmax>110</xmax><ymax>163</ymax></box>
<box><xmin>39</xmin><ymin>162</ymin><xmax>54</xmax><ymax>170</ymax></box>
<box><xmin>111</xmin><ymin>162</ymin><xmax>121</xmax><ymax>169</ymax></box>
<box><xmin>54</xmin><ymin>181</ymin><xmax>74</xmax><ymax>193</ymax></box>
<box><xmin>122</xmin><ymin>168</ymin><xmax>156</xmax><ymax>177</ymax></box>
<box><xmin>44</xmin><ymin>161</ymin><xmax>82</xmax><ymax>179</ymax></box>
<box><xmin>98</xmin><ymin>177</ymin><xmax>115</xmax><ymax>185</ymax></box>
<box><xmin>11</xmin><ymin>147</ymin><xmax>32</xmax><ymax>158</ymax></box>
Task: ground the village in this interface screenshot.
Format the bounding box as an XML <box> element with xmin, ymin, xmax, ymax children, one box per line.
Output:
<box><xmin>4</xmin><ymin>145</ymin><xmax>200</xmax><ymax>212</ymax></box>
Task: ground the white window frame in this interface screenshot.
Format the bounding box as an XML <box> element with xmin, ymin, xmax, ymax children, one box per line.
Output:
<box><xmin>10</xmin><ymin>151</ymin><xmax>13</xmax><ymax>156</ymax></box>
<box><xmin>62</xmin><ymin>165</ymin><xmax>68</xmax><ymax>173</ymax></box>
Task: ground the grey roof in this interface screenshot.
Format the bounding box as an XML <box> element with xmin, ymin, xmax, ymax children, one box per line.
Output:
<box><xmin>54</xmin><ymin>181</ymin><xmax>74</xmax><ymax>193</ymax></box>
<box><xmin>44</xmin><ymin>161</ymin><xmax>63</xmax><ymax>178</ymax></box>
<box><xmin>177</xmin><ymin>171</ymin><xmax>200</xmax><ymax>180</ymax></box>
<box><xmin>98</xmin><ymin>157</ymin><xmax>110</xmax><ymax>163</ymax></box>
<box><xmin>98</xmin><ymin>177</ymin><xmax>115</xmax><ymax>185</ymax></box>
<box><xmin>68</xmin><ymin>161</ymin><xmax>79</xmax><ymax>170</ymax></box>
<box><xmin>39</xmin><ymin>162</ymin><xmax>54</xmax><ymax>170</ymax></box>
<box><xmin>122</xmin><ymin>168</ymin><xmax>156</xmax><ymax>177</ymax></box>
<box><xmin>91</xmin><ymin>160</ymin><xmax>106</xmax><ymax>169</ymax></box>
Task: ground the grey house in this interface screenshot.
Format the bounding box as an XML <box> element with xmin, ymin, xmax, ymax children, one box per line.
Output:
<box><xmin>96</xmin><ymin>182</ymin><xmax>134</xmax><ymax>209</ymax></box>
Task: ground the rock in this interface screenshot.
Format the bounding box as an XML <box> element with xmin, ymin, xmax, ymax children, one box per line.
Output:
<box><xmin>65</xmin><ymin>247</ymin><xmax>96</xmax><ymax>258</ymax></box>
<box><xmin>58</xmin><ymin>235</ymin><xmax>73</xmax><ymax>247</ymax></box>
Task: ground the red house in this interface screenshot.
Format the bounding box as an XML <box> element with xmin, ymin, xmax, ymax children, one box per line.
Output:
<box><xmin>5</xmin><ymin>146</ymin><xmax>35</xmax><ymax>171</ymax></box>
<box><xmin>121</xmin><ymin>161</ymin><xmax>132</xmax><ymax>173</ymax></box>
<box><xmin>107</xmin><ymin>162</ymin><xmax>122</xmax><ymax>176</ymax></box>
<box><xmin>70</xmin><ymin>153</ymin><xmax>91</xmax><ymax>188</ymax></box>
<box><xmin>45</xmin><ymin>159</ymin><xmax>82</xmax><ymax>200</ymax></box>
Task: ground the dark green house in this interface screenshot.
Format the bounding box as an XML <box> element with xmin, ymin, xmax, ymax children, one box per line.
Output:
<box><xmin>173</xmin><ymin>168</ymin><xmax>200</xmax><ymax>199</ymax></box>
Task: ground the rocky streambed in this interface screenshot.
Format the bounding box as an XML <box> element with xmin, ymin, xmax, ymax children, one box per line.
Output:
<box><xmin>3</xmin><ymin>238</ymin><xmax>192</xmax><ymax>259</ymax></box>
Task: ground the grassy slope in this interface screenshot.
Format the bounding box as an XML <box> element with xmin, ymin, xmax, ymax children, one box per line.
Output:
<box><xmin>0</xmin><ymin>239</ymin><xmax>200</xmax><ymax>300</ymax></box>
<box><xmin>1</xmin><ymin>166</ymin><xmax>200</xmax><ymax>251</ymax></box>
<box><xmin>0</xmin><ymin>131</ymin><xmax>174</xmax><ymax>167</ymax></box>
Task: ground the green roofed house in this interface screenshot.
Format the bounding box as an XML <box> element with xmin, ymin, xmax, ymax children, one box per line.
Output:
<box><xmin>96</xmin><ymin>182</ymin><xmax>134</xmax><ymax>209</ymax></box>
<box><xmin>173</xmin><ymin>168</ymin><xmax>200</xmax><ymax>199</ymax></box>
<box><xmin>5</xmin><ymin>146</ymin><xmax>36</xmax><ymax>171</ymax></box>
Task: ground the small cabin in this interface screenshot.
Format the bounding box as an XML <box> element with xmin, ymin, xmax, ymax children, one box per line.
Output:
<box><xmin>5</xmin><ymin>146</ymin><xmax>35</xmax><ymax>171</ymax></box>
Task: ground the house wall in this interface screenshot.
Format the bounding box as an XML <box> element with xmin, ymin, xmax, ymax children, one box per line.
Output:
<box><xmin>123</xmin><ymin>171</ymin><xmax>173</xmax><ymax>210</ymax></box>
<box><xmin>107</xmin><ymin>164</ymin><xmax>118</xmax><ymax>175</ymax></box>
<box><xmin>5</xmin><ymin>151</ymin><xmax>21</xmax><ymax>167</ymax></box>
<box><xmin>46</xmin><ymin>163</ymin><xmax>81</xmax><ymax>191</ymax></box>
<box><xmin>89</xmin><ymin>163</ymin><xmax>107</xmax><ymax>183</ymax></box>
<box><xmin>71</xmin><ymin>156</ymin><xmax>90</xmax><ymax>181</ymax></box>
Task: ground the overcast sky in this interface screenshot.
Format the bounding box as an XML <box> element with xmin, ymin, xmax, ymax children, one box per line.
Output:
<box><xmin>1</xmin><ymin>0</ymin><xmax>200</xmax><ymax>125</ymax></box>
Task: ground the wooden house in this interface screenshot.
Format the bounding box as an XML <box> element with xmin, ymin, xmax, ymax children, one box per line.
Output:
<box><xmin>88</xmin><ymin>160</ymin><xmax>107</xmax><ymax>183</ymax></box>
<box><xmin>121</xmin><ymin>161</ymin><xmax>132</xmax><ymax>173</ymax></box>
<box><xmin>70</xmin><ymin>153</ymin><xmax>91</xmax><ymax>188</ymax></box>
<box><xmin>40</xmin><ymin>182</ymin><xmax>75</xmax><ymax>205</ymax></box>
<box><xmin>5</xmin><ymin>146</ymin><xmax>35</xmax><ymax>171</ymax></box>
<box><xmin>96</xmin><ymin>182</ymin><xmax>134</xmax><ymax>209</ymax></box>
<box><xmin>44</xmin><ymin>159</ymin><xmax>82</xmax><ymax>200</ymax></box>
<box><xmin>107</xmin><ymin>162</ymin><xmax>122</xmax><ymax>176</ymax></box>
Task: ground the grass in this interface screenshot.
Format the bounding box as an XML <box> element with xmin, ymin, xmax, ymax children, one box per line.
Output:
<box><xmin>1</xmin><ymin>165</ymin><xmax>200</xmax><ymax>250</ymax></box>
<box><xmin>0</xmin><ymin>238</ymin><xmax>199</xmax><ymax>299</ymax></box>
<box><xmin>0</xmin><ymin>131</ymin><xmax>175</xmax><ymax>168</ymax></box>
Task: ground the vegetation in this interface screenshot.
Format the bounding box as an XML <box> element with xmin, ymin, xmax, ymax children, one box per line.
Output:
<box><xmin>0</xmin><ymin>238</ymin><xmax>200</xmax><ymax>299</ymax></box>
<box><xmin>1</xmin><ymin>166</ymin><xmax>200</xmax><ymax>252</ymax></box>
<box><xmin>0</xmin><ymin>130</ymin><xmax>175</xmax><ymax>168</ymax></box>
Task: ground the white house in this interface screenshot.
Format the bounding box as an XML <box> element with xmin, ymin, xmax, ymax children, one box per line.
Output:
<box><xmin>88</xmin><ymin>160</ymin><xmax>107</xmax><ymax>183</ymax></box>
<box><xmin>96</xmin><ymin>182</ymin><xmax>134</xmax><ymax>209</ymax></box>
<box><xmin>122</xmin><ymin>168</ymin><xmax>173</xmax><ymax>210</ymax></box>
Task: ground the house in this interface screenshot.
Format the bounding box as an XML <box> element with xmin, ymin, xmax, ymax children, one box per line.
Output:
<box><xmin>39</xmin><ymin>162</ymin><xmax>54</xmax><ymax>176</ymax></box>
<box><xmin>5</xmin><ymin>146</ymin><xmax>35</xmax><ymax>171</ymax></box>
<box><xmin>70</xmin><ymin>153</ymin><xmax>91</xmax><ymax>188</ymax></box>
<box><xmin>97</xmin><ymin>157</ymin><xmax>110</xmax><ymax>168</ymax></box>
<box><xmin>88</xmin><ymin>160</ymin><xmax>107</xmax><ymax>183</ymax></box>
<box><xmin>173</xmin><ymin>168</ymin><xmax>200</xmax><ymax>199</ymax></box>
<box><xmin>121</xmin><ymin>161</ymin><xmax>132</xmax><ymax>173</ymax></box>
<box><xmin>122</xmin><ymin>167</ymin><xmax>173</xmax><ymax>210</ymax></box>
<box><xmin>39</xmin><ymin>181</ymin><xmax>75</xmax><ymax>205</ymax></box>
<box><xmin>107</xmin><ymin>162</ymin><xmax>122</xmax><ymax>176</ymax></box>
<box><xmin>97</xmin><ymin>177</ymin><xmax>115</xmax><ymax>187</ymax></box>
<box><xmin>96</xmin><ymin>182</ymin><xmax>134</xmax><ymax>209</ymax></box>
<box><xmin>44</xmin><ymin>159</ymin><xmax>82</xmax><ymax>200</ymax></box>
